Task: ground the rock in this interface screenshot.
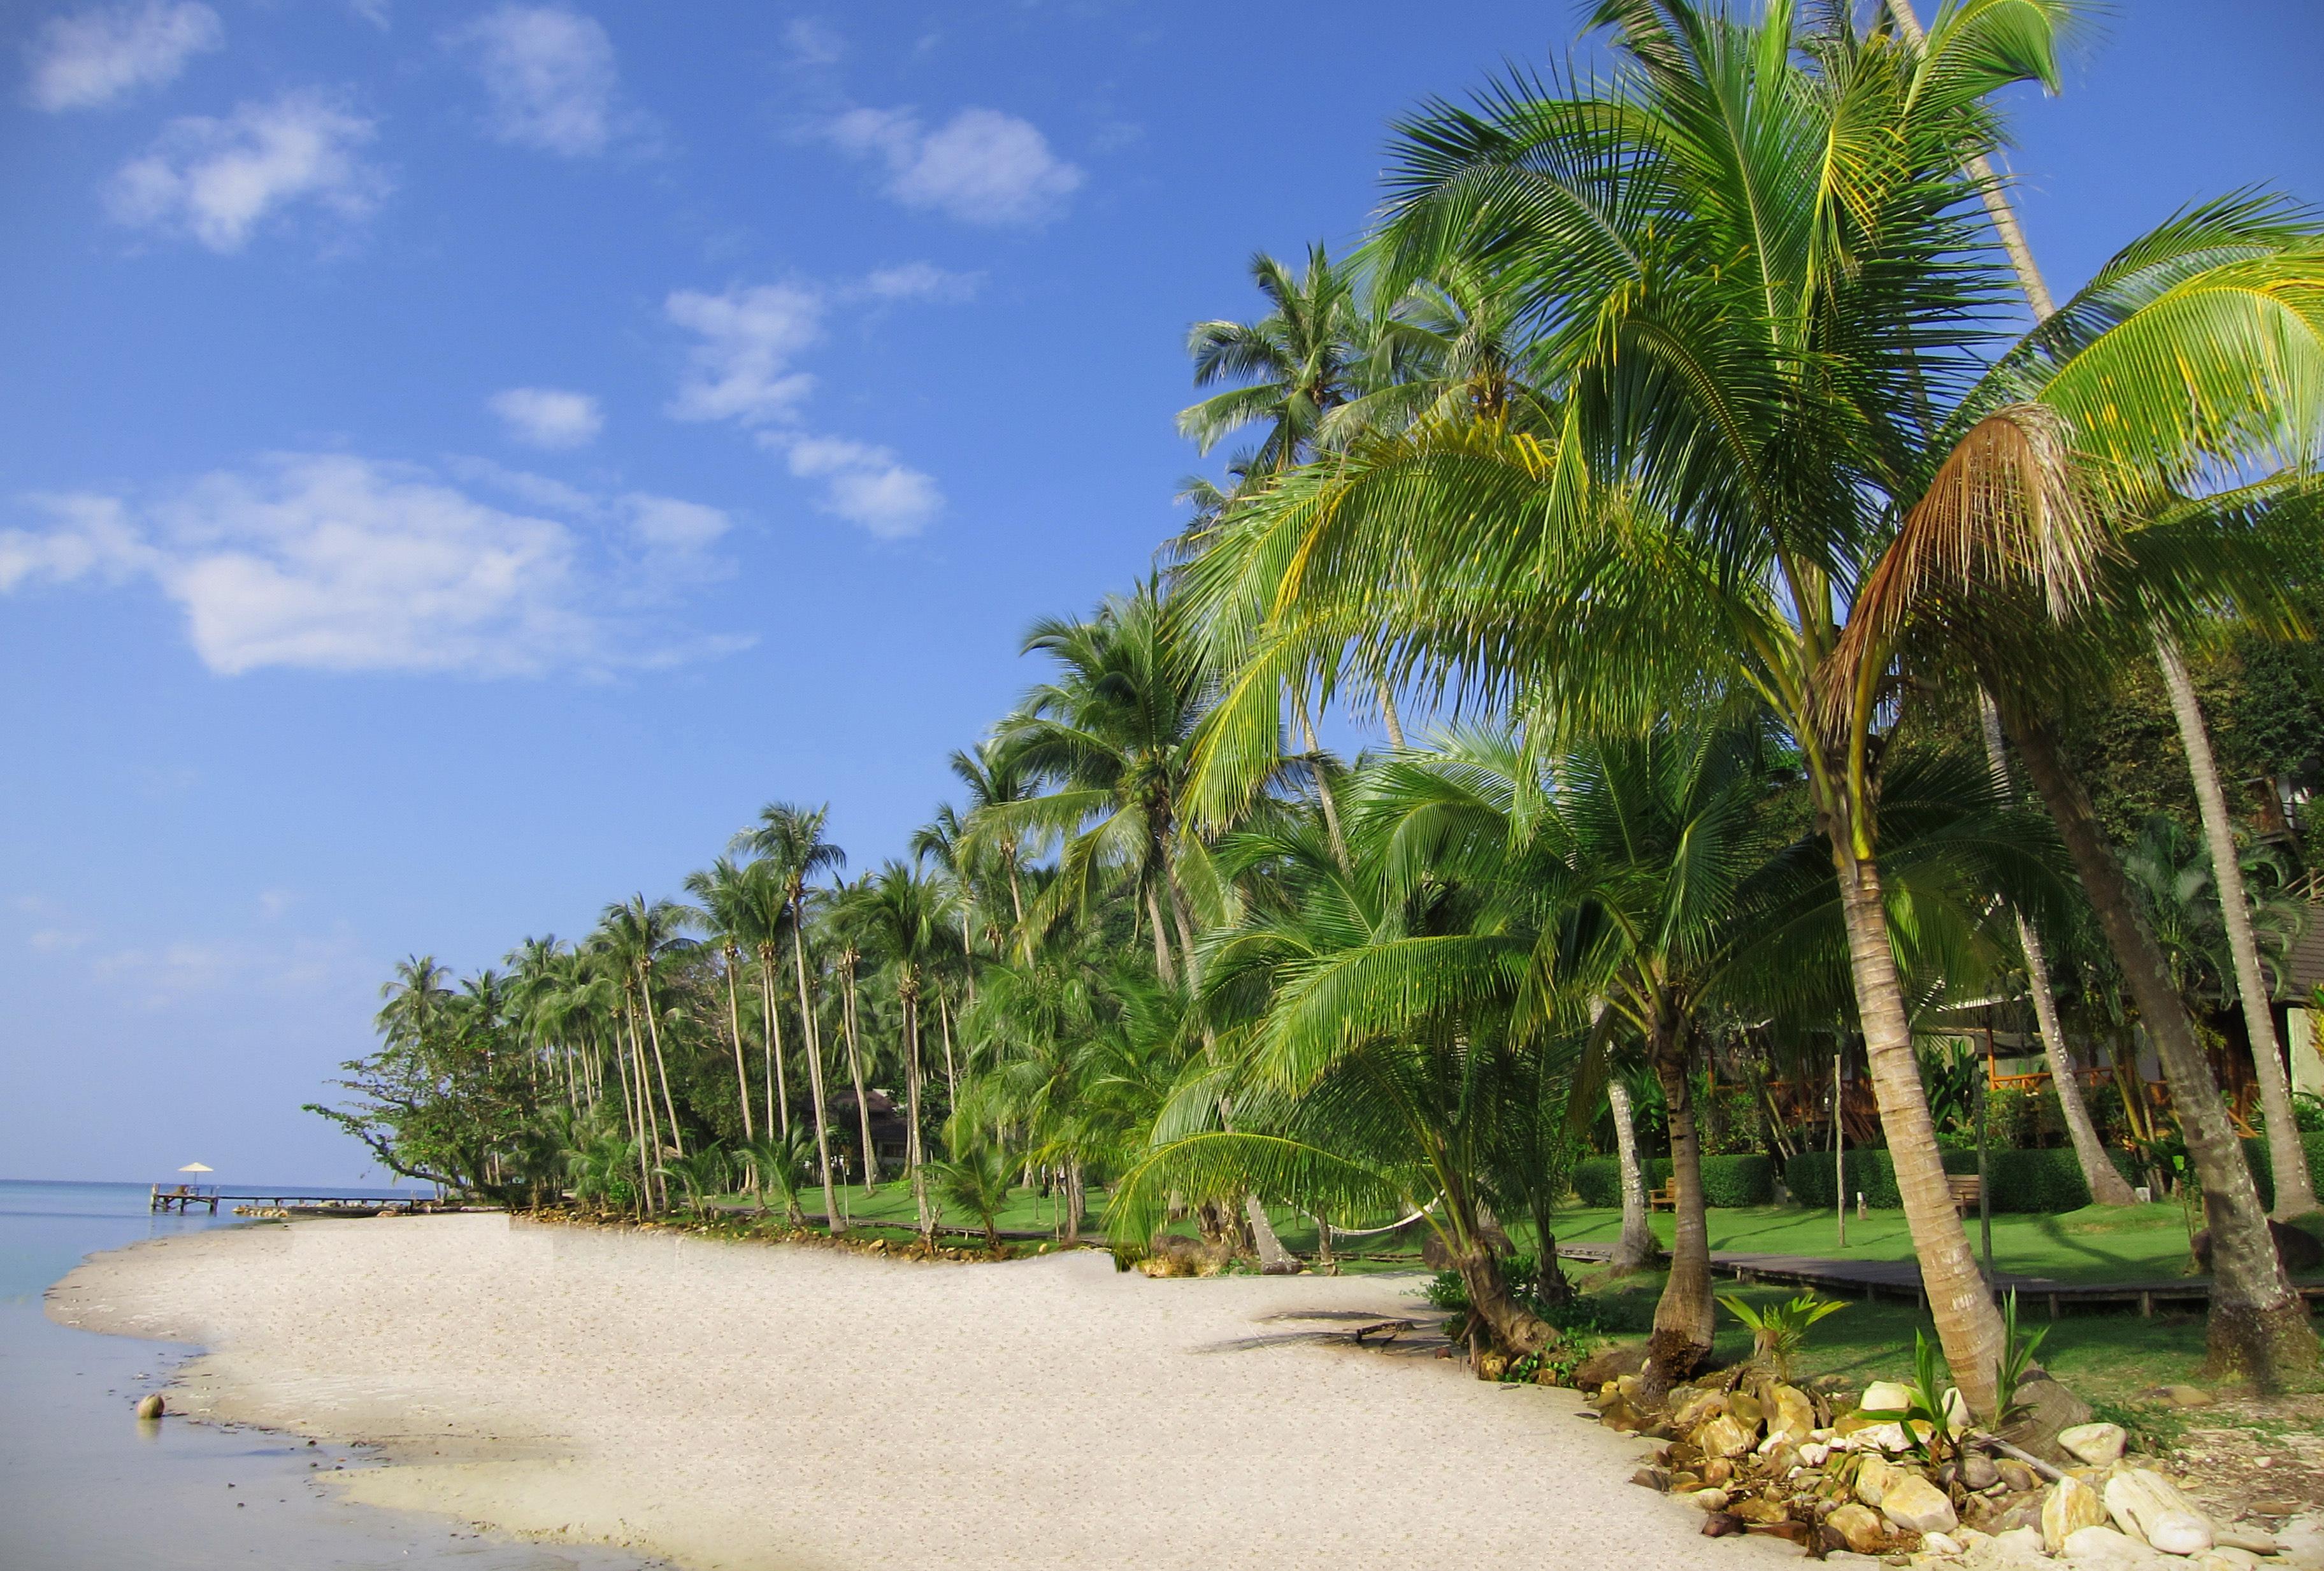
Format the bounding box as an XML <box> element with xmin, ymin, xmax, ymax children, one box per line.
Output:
<box><xmin>1700</xmin><ymin>1414</ymin><xmax>1759</xmax><ymax>1459</ymax></box>
<box><xmin>1995</xmin><ymin>1461</ymin><xmax>2041</xmax><ymax>1495</ymax></box>
<box><xmin>2046</xmin><ymin>1477</ymin><xmax>2111</xmax><ymax>1553</ymax></box>
<box><xmin>1831</xmin><ymin>1503</ymin><xmax>1893</xmax><ymax>1555</ymax></box>
<box><xmin>1926</xmin><ymin>1533</ymin><xmax>1966</xmax><ymax>1558</ymax></box>
<box><xmin>1631</xmin><ymin>1467</ymin><xmax>1669</xmax><ymax>1490</ymax></box>
<box><xmin>1986</xmin><ymin>1526</ymin><xmax>2049</xmax><ymax>1565</ymax></box>
<box><xmin>1800</xmin><ymin>1443</ymin><xmax>1832</xmax><ymax>1468</ymax></box>
<box><xmin>2208</xmin><ymin>1526</ymin><xmax>2274</xmax><ymax>1556</ymax></box>
<box><xmin>2195</xmin><ymin>1550</ymin><xmax>2260</xmax><ymax>1571</ymax></box>
<box><xmin>1676</xmin><ymin>1389</ymin><xmax>1731</xmax><ymax>1431</ymax></box>
<box><xmin>2064</xmin><ymin>1526</ymin><xmax>2160</xmax><ymax>1563</ymax></box>
<box><xmin>2059</xmin><ymin>1424</ymin><xmax>2128</xmax><ymax>1467</ymax></box>
<box><xmin>1884</xmin><ymin>1476</ymin><xmax>1963</xmax><ymax>1536</ymax></box>
<box><xmin>1575</xmin><ymin>1341</ymin><xmax>1650</xmax><ymax>1388</ymax></box>
<box><xmin>1704</xmin><ymin>1510</ymin><xmax>1748</xmax><ymax>1537</ymax></box>
<box><xmin>2105</xmin><ymin>1468</ymin><xmax>2209</xmax><ymax>1552</ymax></box>
<box><xmin>1768</xmin><ymin>1384</ymin><xmax>1818</xmax><ymax>1447</ymax></box>
<box><xmin>1860</xmin><ymin>1381</ymin><xmax>1916</xmax><ymax>1416</ymax></box>
<box><xmin>1691</xmin><ymin>1488</ymin><xmax>1733</xmax><ymax>1512</ymax></box>
<box><xmin>2151</xmin><ymin>1386</ymin><xmax>2213</xmax><ymax>1410</ymax></box>
<box><xmin>2004</xmin><ymin>1377</ymin><xmax>2095</xmax><ymax>1465</ymax></box>
<box><xmin>134</xmin><ymin>1393</ymin><xmax>165</xmax><ymax>1420</ymax></box>
<box><xmin>1730</xmin><ymin>1389</ymin><xmax>1766</xmax><ymax>1426</ymax></box>
<box><xmin>1960</xmin><ymin>1454</ymin><xmax>2002</xmax><ymax>1492</ymax></box>
<box><xmin>1704</xmin><ymin>1458</ymin><xmax>1735</xmax><ymax>1487</ymax></box>
<box><xmin>1860</xmin><ymin>1423</ymin><xmax>1915</xmax><ymax>1454</ymax></box>
<box><xmin>1858</xmin><ymin>1456</ymin><xmax>1898</xmax><ymax>1507</ymax></box>
<box><xmin>1737</xmin><ymin>1496</ymin><xmax>1791</xmax><ymax>1524</ymax></box>
<box><xmin>1600</xmin><ymin>1395</ymin><xmax>1642</xmax><ymax>1433</ymax></box>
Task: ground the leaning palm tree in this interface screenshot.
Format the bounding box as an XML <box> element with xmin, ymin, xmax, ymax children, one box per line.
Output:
<box><xmin>736</xmin><ymin>803</ymin><xmax>848</xmax><ymax>1234</ymax></box>
<box><xmin>1175</xmin><ymin>0</ymin><xmax>2188</xmax><ymax>1409</ymax></box>
<box><xmin>377</xmin><ymin>954</ymin><xmax>452</xmax><ymax>1046</ymax></box>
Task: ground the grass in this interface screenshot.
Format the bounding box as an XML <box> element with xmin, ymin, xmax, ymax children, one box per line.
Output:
<box><xmin>1542</xmin><ymin>1201</ymin><xmax>2220</xmax><ymax>1285</ymax></box>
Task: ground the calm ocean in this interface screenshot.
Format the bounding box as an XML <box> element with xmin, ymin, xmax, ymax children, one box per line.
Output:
<box><xmin>0</xmin><ymin>1179</ymin><xmax>659</xmax><ymax>1570</ymax></box>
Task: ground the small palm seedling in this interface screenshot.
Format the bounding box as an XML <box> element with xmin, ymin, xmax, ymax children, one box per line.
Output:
<box><xmin>1991</xmin><ymin>1290</ymin><xmax>2050</xmax><ymax>1431</ymax></box>
<box><xmin>931</xmin><ymin>1143</ymin><xmax>1016</xmax><ymax>1255</ymax></box>
<box><xmin>1860</xmin><ymin>1331</ymin><xmax>1969</xmax><ymax>1467</ymax></box>
<box><xmin>1716</xmin><ymin>1292</ymin><xmax>1846</xmax><ymax>1382</ymax></box>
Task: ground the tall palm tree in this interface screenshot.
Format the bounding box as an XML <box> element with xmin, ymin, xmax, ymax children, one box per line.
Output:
<box><xmin>598</xmin><ymin>895</ymin><xmax>692</xmax><ymax>1163</ymax></box>
<box><xmin>683</xmin><ymin>857</ymin><xmax>762</xmax><ymax>1144</ymax></box>
<box><xmin>377</xmin><ymin>954</ymin><xmax>452</xmax><ymax>1046</ymax></box>
<box><xmin>856</xmin><ymin>859</ymin><xmax>944</xmax><ymax>1238</ymax></box>
<box><xmin>1175</xmin><ymin>0</ymin><xmax>2193</xmax><ymax>1410</ymax></box>
<box><xmin>941</xmin><ymin>737</ymin><xmax>1044</xmax><ymax>949</ymax></box>
<box><xmin>1178</xmin><ymin>245</ymin><xmax>1364</xmax><ymax>473</ymax></box>
<box><xmin>738</xmin><ymin>803</ymin><xmax>847</xmax><ymax>1233</ymax></box>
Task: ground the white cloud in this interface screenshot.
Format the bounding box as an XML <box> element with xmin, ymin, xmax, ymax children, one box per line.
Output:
<box><xmin>4</xmin><ymin>456</ymin><xmax>747</xmax><ymax>678</ymax></box>
<box><xmin>106</xmin><ymin>89</ymin><xmax>384</xmax><ymax>253</ymax></box>
<box><xmin>664</xmin><ymin>283</ymin><xmax>824</xmax><ymax>426</ymax></box>
<box><xmin>24</xmin><ymin>1</ymin><xmax>220</xmax><ymax>111</ymax></box>
<box><xmin>346</xmin><ymin>0</ymin><xmax>392</xmax><ymax>29</ymax></box>
<box><xmin>826</xmin><ymin>105</ymin><xmax>1081</xmax><ymax>226</ymax></box>
<box><xmin>783</xmin><ymin>18</ymin><xmax>843</xmax><ymax>68</ymax></box>
<box><xmin>450</xmin><ymin>4</ymin><xmax>619</xmax><ymax>157</ymax></box>
<box><xmin>777</xmin><ymin>436</ymin><xmax>942</xmax><ymax>539</ymax></box>
<box><xmin>860</xmin><ymin>261</ymin><xmax>980</xmax><ymax>302</ymax></box>
<box><xmin>489</xmin><ymin>386</ymin><xmax>603</xmax><ymax>448</ymax></box>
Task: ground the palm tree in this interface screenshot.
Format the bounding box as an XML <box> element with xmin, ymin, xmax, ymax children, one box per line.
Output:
<box><xmin>1178</xmin><ymin>245</ymin><xmax>1363</xmax><ymax>473</ymax></box>
<box><xmin>598</xmin><ymin>895</ymin><xmax>691</xmax><ymax>1164</ymax></box>
<box><xmin>683</xmin><ymin>857</ymin><xmax>762</xmax><ymax>1144</ymax></box>
<box><xmin>931</xmin><ymin>1140</ymin><xmax>1015</xmax><ymax>1254</ymax></box>
<box><xmin>737</xmin><ymin>803</ymin><xmax>847</xmax><ymax>1233</ymax></box>
<box><xmin>856</xmin><ymin>859</ymin><xmax>944</xmax><ymax>1239</ymax></box>
<box><xmin>940</xmin><ymin>737</ymin><xmax>1043</xmax><ymax>949</ymax></box>
<box><xmin>1176</xmin><ymin>0</ymin><xmax>2154</xmax><ymax>1410</ymax></box>
<box><xmin>377</xmin><ymin>954</ymin><xmax>452</xmax><ymax>1046</ymax></box>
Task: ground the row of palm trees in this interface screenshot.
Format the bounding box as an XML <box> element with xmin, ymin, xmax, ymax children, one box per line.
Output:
<box><xmin>347</xmin><ymin>0</ymin><xmax>2323</xmax><ymax>1419</ymax></box>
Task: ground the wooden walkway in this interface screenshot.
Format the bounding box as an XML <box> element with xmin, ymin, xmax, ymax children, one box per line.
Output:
<box><xmin>150</xmin><ymin>1186</ymin><xmax>468</xmax><ymax>1218</ymax></box>
<box><xmin>1552</xmin><ymin>1241</ymin><xmax>2324</xmax><ymax>1318</ymax></box>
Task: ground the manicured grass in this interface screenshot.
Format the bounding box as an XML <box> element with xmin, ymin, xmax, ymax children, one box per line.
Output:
<box><xmin>710</xmin><ymin>1182</ymin><xmax>1094</xmax><ymax>1237</ymax></box>
<box><xmin>1542</xmin><ymin>1201</ymin><xmax>2223</xmax><ymax>1285</ymax></box>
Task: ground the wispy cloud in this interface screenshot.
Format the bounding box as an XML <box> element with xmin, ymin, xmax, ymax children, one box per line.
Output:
<box><xmin>662</xmin><ymin>273</ymin><xmax>958</xmax><ymax>537</ymax></box>
<box><xmin>778</xmin><ymin>436</ymin><xmax>942</xmax><ymax>540</ymax></box>
<box><xmin>4</xmin><ymin>456</ymin><xmax>747</xmax><ymax>678</ymax></box>
<box><xmin>782</xmin><ymin>17</ymin><xmax>843</xmax><ymax>68</ymax></box>
<box><xmin>489</xmin><ymin>386</ymin><xmax>603</xmax><ymax>448</ymax></box>
<box><xmin>826</xmin><ymin>105</ymin><xmax>1081</xmax><ymax>226</ymax></box>
<box><xmin>448</xmin><ymin>4</ymin><xmax>622</xmax><ymax>157</ymax></box>
<box><xmin>24</xmin><ymin>1</ymin><xmax>220</xmax><ymax>112</ymax></box>
<box><xmin>106</xmin><ymin>89</ymin><xmax>385</xmax><ymax>253</ymax></box>
<box><xmin>664</xmin><ymin>283</ymin><xmax>824</xmax><ymax>426</ymax></box>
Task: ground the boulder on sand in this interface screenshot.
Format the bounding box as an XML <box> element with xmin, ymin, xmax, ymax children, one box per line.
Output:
<box><xmin>1826</xmin><ymin>1503</ymin><xmax>1890</xmax><ymax>1556</ymax></box>
<box><xmin>1881</xmin><ymin>1474</ymin><xmax>1960</xmax><ymax>1535</ymax></box>
<box><xmin>2105</xmin><ymin>1467</ymin><xmax>2211</xmax><ymax>1554</ymax></box>
<box><xmin>2065</xmin><ymin>1525</ymin><xmax>2162</xmax><ymax>1563</ymax></box>
<box><xmin>2059</xmin><ymin>1422</ymin><xmax>2128</xmax><ymax>1467</ymax></box>
<box><xmin>2045</xmin><ymin>1476</ymin><xmax>2111</xmax><ymax>1554</ymax></box>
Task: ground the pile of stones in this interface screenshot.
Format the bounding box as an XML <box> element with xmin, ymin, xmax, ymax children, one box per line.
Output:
<box><xmin>1596</xmin><ymin>1371</ymin><xmax>2316</xmax><ymax>1567</ymax></box>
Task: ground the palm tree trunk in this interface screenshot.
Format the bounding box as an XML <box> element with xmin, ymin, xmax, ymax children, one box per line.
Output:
<box><xmin>1607</xmin><ymin>1077</ymin><xmax>1659</xmax><ymax>1274</ymax></box>
<box><xmin>1831</xmin><ymin>836</ymin><xmax>2011</xmax><ymax>1416</ymax></box>
<box><xmin>843</xmin><ymin>961</ymin><xmax>879</xmax><ymax>1187</ymax></box>
<box><xmin>1294</xmin><ymin>688</ymin><xmax>1351</xmax><ymax>872</ymax></box>
<box><xmin>1145</xmin><ymin>884</ymin><xmax>1179</xmax><ymax>986</ymax></box>
<box><xmin>2009</xmin><ymin>710</ymin><xmax>2316</xmax><ymax>1384</ymax></box>
<box><xmin>636</xmin><ymin>968</ymin><xmax>685</xmax><ymax>1158</ymax></box>
<box><xmin>623</xmin><ymin>1006</ymin><xmax>663</xmax><ymax>1212</ymax></box>
<box><xmin>1443</xmin><ymin>1193</ymin><xmax>1553</xmax><ymax>1358</ymax></box>
<box><xmin>1642</xmin><ymin>1027</ymin><xmax>1714</xmax><ymax>1402</ymax></box>
<box><xmin>791</xmin><ymin>908</ymin><xmax>842</xmax><ymax>1235</ymax></box>
<box><xmin>2154</xmin><ymin>633</ymin><xmax>2318</xmax><ymax>1217</ymax></box>
<box><xmin>1979</xmin><ymin>691</ymin><xmax>2137</xmax><ymax>1205</ymax></box>
<box><xmin>1376</xmin><ymin>675</ymin><xmax>1406</xmax><ymax>750</ymax></box>
<box><xmin>759</xmin><ymin>949</ymin><xmax>791</xmax><ymax>1134</ymax></box>
<box><xmin>904</xmin><ymin>989</ymin><xmax>931</xmax><ymax>1239</ymax></box>
<box><xmin>722</xmin><ymin>949</ymin><xmax>754</xmax><ymax>1143</ymax></box>
<box><xmin>938</xmin><ymin>989</ymin><xmax>958</xmax><ymax>1111</ymax></box>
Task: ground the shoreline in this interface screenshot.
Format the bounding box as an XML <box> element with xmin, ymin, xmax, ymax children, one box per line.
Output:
<box><xmin>44</xmin><ymin>1212</ymin><xmax>1761</xmax><ymax>1571</ymax></box>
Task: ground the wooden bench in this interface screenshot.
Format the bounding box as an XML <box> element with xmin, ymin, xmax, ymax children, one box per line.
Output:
<box><xmin>1649</xmin><ymin>1180</ymin><xmax>1678</xmax><ymax>1212</ymax></box>
<box><xmin>1947</xmin><ymin>1174</ymin><xmax>1983</xmax><ymax>1214</ymax></box>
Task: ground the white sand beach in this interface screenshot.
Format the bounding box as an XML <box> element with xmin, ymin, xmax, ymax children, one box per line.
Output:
<box><xmin>49</xmin><ymin>1216</ymin><xmax>1766</xmax><ymax>1571</ymax></box>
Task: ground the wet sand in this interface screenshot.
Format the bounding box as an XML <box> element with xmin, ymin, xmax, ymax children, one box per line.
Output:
<box><xmin>48</xmin><ymin>1214</ymin><xmax>1764</xmax><ymax>1571</ymax></box>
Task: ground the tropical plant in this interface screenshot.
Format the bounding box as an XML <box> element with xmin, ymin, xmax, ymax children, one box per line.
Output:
<box><xmin>1716</xmin><ymin>1293</ymin><xmax>1846</xmax><ymax>1384</ymax></box>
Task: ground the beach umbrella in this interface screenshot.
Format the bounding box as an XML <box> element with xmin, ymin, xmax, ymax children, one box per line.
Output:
<box><xmin>178</xmin><ymin>1163</ymin><xmax>213</xmax><ymax>1173</ymax></box>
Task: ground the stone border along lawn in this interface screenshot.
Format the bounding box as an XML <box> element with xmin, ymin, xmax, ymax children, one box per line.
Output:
<box><xmin>1587</xmin><ymin>1361</ymin><xmax>2322</xmax><ymax>1570</ymax></box>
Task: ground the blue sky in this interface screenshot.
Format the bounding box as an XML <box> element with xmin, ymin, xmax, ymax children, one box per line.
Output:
<box><xmin>3</xmin><ymin>1</ymin><xmax>2318</xmax><ymax>1185</ymax></box>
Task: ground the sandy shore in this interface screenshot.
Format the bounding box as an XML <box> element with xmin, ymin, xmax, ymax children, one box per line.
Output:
<box><xmin>49</xmin><ymin>1214</ymin><xmax>1767</xmax><ymax>1571</ymax></box>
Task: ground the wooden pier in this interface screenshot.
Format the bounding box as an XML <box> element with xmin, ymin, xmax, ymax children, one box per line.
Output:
<box><xmin>148</xmin><ymin>1186</ymin><xmax>459</xmax><ymax>1217</ymax></box>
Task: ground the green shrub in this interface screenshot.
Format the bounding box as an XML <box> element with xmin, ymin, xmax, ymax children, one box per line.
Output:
<box><xmin>1571</xmin><ymin>1153</ymin><xmax>1773</xmax><ymax>1208</ymax></box>
<box><xmin>1785</xmin><ymin>1147</ymin><xmax>2134</xmax><ymax>1212</ymax></box>
<box><xmin>2243</xmin><ymin>1131</ymin><xmax>2324</xmax><ymax>1211</ymax></box>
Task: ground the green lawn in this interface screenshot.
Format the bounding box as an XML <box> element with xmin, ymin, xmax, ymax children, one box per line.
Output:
<box><xmin>1543</xmin><ymin>1201</ymin><xmax>2220</xmax><ymax>1285</ymax></box>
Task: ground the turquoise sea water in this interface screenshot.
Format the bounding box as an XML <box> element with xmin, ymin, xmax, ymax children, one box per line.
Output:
<box><xmin>0</xmin><ymin>1180</ymin><xmax>660</xmax><ymax>1570</ymax></box>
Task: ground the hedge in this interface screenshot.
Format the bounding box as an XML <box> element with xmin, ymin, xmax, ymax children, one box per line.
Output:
<box><xmin>2244</xmin><ymin>1132</ymin><xmax>2324</xmax><ymax>1214</ymax></box>
<box><xmin>1572</xmin><ymin>1153</ymin><xmax>1774</xmax><ymax>1209</ymax></box>
<box><xmin>1784</xmin><ymin>1147</ymin><xmax>2137</xmax><ymax>1212</ymax></box>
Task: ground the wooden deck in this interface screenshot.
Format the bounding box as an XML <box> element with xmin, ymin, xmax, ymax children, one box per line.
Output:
<box><xmin>1553</xmin><ymin>1240</ymin><xmax>2324</xmax><ymax>1317</ymax></box>
<box><xmin>148</xmin><ymin>1186</ymin><xmax>465</xmax><ymax>1217</ymax></box>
